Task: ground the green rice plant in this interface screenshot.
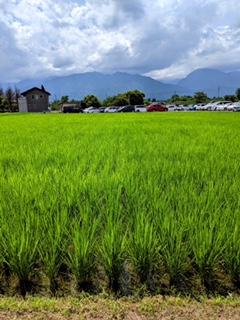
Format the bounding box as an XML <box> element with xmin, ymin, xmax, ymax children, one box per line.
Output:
<box><xmin>157</xmin><ymin>212</ymin><xmax>192</xmax><ymax>286</ymax></box>
<box><xmin>97</xmin><ymin>211</ymin><xmax>127</xmax><ymax>293</ymax></box>
<box><xmin>223</xmin><ymin>210</ymin><xmax>240</xmax><ymax>288</ymax></box>
<box><xmin>1</xmin><ymin>211</ymin><xmax>40</xmax><ymax>298</ymax></box>
<box><xmin>189</xmin><ymin>210</ymin><xmax>227</xmax><ymax>289</ymax></box>
<box><xmin>65</xmin><ymin>210</ymin><xmax>99</xmax><ymax>292</ymax></box>
<box><xmin>38</xmin><ymin>208</ymin><xmax>69</xmax><ymax>296</ymax></box>
<box><xmin>129</xmin><ymin>212</ymin><xmax>161</xmax><ymax>285</ymax></box>
<box><xmin>0</xmin><ymin>112</ymin><xmax>240</xmax><ymax>297</ymax></box>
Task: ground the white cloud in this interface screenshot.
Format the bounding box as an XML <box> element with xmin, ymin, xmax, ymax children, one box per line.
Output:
<box><xmin>0</xmin><ymin>0</ymin><xmax>240</xmax><ymax>83</ymax></box>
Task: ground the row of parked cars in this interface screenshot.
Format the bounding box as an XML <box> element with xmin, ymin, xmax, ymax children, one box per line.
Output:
<box><xmin>62</xmin><ymin>102</ymin><xmax>240</xmax><ymax>113</ymax></box>
<box><xmin>63</xmin><ymin>104</ymin><xmax>168</xmax><ymax>113</ymax></box>
<box><xmin>83</xmin><ymin>105</ymin><xmax>169</xmax><ymax>113</ymax></box>
<box><xmin>193</xmin><ymin>101</ymin><xmax>240</xmax><ymax>111</ymax></box>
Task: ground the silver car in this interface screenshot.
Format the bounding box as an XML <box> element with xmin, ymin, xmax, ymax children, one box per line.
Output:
<box><xmin>134</xmin><ymin>105</ymin><xmax>147</xmax><ymax>112</ymax></box>
<box><xmin>104</xmin><ymin>106</ymin><xmax>119</xmax><ymax>113</ymax></box>
<box><xmin>83</xmin><ymin>106</ymin><xmax>100</xmax><ymax>113</ymax></box>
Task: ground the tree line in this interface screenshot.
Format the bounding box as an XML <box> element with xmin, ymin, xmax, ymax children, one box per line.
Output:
<box><xmin>0</xmin><ymin>86</ymin><xmax>20</xmax><ymax>112</ymax></box>
<box><xmin>53</xmin><ymin>88</ymin><xmax>240</xmax><ymax>111</ymax></box>
<box><xmin>1</xmin><ymin>86</ymin><xmax>240</xmax><ymax>112</ymax></box>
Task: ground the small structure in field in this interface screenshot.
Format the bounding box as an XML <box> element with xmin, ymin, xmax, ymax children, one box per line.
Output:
<box><xmin>19</xmin><ymin>86</ymin><xmax>51</xmax><ymax>112</ymax></box>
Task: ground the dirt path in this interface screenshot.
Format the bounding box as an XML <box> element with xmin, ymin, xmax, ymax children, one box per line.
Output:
<box><xmin>1</xmin><ymin>295</ymin><xmax>240</xmax><ymax>319</ymax></box>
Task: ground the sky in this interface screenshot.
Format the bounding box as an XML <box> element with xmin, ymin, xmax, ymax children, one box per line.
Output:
<box><xmin>1</xmin><ymin>0</ymin><xmax>240</xmax><ymax>83</ymax></box>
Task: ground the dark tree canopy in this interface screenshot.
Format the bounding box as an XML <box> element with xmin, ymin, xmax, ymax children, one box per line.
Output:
<box><xmin>194</xmin><ymin>92</ymin><xmax>208</xmax><ymax>103</ymax></box>
<box><xmin>5</xmin><ymin>86</ymin><xmax>15</xmax><ymax>112</ymax></box>
<box><xmin>114</xmin><ymin>94</ymin><xmax>129</xmax><ymax>106</ymax></box>
<box><xmin>102</xmin><ymin>90</ymin><xmax>145</xmax><ymax>107</ymax></box>
<box><xmin>61</xmin><ymin>95</ymin><xmax>69</xmax><ymax>103</ymax></box>
<box><xmin>125</xmin><ymin>90</ymin><xmax>145</xmax><ymax>105</ymax></box>
<box><xmin>235</xmin><ymin>88</ymin><xmax>240</xmax><ymax>100</ymax></box>
<box><xmin>82</xmin><ymin>94</ymin><xmax>101</xmax><ymax>108</ymax></box>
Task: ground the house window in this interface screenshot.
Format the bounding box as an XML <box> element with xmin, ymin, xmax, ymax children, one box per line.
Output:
<box><xmin>39</xmin><ymin>94</ymin><xmax>44</xmax><ymax>99</ymax></box>
<box><xmin>32</xmin><ymin>94</ymin><xmax>39</xmax><ymax>100</ymax></box>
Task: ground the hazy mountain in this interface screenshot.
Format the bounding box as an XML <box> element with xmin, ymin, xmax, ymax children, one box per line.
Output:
<box><xmin>10</xmin><ymin>72</ymin><xmax>187</xmax><ymax>101</ymax></box>
<box><xmin>2</xmin><ymin>68</ymin><xmax>240</xmax><ymax>101</ymax></box>
<box><xmin>177</xmin><ymin>68</ymin><xmax>240</xmax><ymax>97</ymax></box>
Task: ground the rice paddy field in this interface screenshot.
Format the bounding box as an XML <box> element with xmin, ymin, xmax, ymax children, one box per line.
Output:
<box><xmin>0</xmin><ymin>111</ymin><xmax>240</xmax><ymax>300</ymax></box>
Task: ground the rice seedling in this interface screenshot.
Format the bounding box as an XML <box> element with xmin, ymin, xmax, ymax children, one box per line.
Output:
<box><xmin>1</xmin><ymin>210</ymin><xmax>40</xmax><ymax>298</ymax></box>
<box><xmin>223</xmin><ymin>209</ymin><xmax>240</xmax><ymax>288</ymax></box>
<box><xmin>189</xmin><ymin>210</ymin><xmax>227</xmax><ymax>288</ymax></box>
<box><xmin>97</xmin><ymin>210</ymin><xmax>128</xmax><ymax>293</ymax></box>
<box><xmin>157</xmin><ymin>212</ymin><xmax>192</xmax><ymax>287</ymax></box>
<box><xmin>38</xmin><ymin>208</ymin><xmax>69</xmax><ymax>296</ymax></box>
<box><xmin>65</xmin><ymin>209</ymin><xmax>99</xmax><ymax>292</ymax></box>
<box><xmin>0</xmin><ymin>112</ymin><xmax>240</xmax><ymax>297</ymax></box>
<box><xmin>128</xmin><ymin>212</ymin><xmax>161</xmax><ymax>286</ymax></box>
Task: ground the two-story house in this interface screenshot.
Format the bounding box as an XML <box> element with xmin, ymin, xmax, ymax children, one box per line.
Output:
<box><xmin>19</xmin><ymin>86</ymin><xmax>51</xmax><ymax>112</ymax></box>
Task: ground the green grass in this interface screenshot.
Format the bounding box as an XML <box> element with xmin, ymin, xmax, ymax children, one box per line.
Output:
<box><xmin>0</xmin><ymin>112</ymin><xmax>240</xmax><ymax>297</ymax></box>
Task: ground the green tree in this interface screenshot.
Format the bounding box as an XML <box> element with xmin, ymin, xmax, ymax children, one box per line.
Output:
<box><xmin>114</xmin><ymin>94</ymin><xmax>129</xmax><ymax>106</ymax></box>
<box><xmin>61</xmin><ymin>95</ymin><xmax>69</xmax><ymax>103</ymax></box>
<box><xmin>194</xmin><ymin>92</ymin><xmax>208</xmax><ymax>103</ymax></box>
<box><xmin>0</xmin><ymin>88</ymin><xmax>6</xmax><ymax>112</ymax></box>
<box><xmin>5</xmin><ymin>86</ymin><xmax>15</xmax><ymax>112</ymax></box>
<box><xmin>235</xmin><ymin>88</ymin><xmax>240</xmax><ymax>100</ymax></box>
<box><xmin>224</xmin><ymin>95</ymin><xmax>237</xmax><ymax>102</ymax></box>
<box><xmin>50</xmin><ymin>99</ymin><xmax>60</xmax><ymax>111</ymax></box>
<box><xmin>82</xmin><ymin>94</ymin><xmax>101</xmax><ymax>108</ymax></box>
<box><xmin>102</xmin><ymin>95</ymin><xmax>117</xmax><ymax>107</ymax></box>
<box><xmin>125</xmin><ymin>90</ymin><xmax>145</xmax><ymax>105</ymax></box>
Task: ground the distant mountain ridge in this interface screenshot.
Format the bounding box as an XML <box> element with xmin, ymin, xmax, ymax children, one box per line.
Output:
<box><xmin>178</xmin><ymin>68</ymin><xmax>240</xmax><ymax>98</ymax></box>
<box><xmin>1</xmin><ymin>68</ymin><xmax>240</xmax><ymax>101</ymax></box>
<box><xmin>16</xmin><ymin>72</ymin><xmax>186</xmax><ymax>101</ymax></box>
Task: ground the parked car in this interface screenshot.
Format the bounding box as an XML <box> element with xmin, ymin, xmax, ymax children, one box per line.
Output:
<box><xmin>233</xmin><ymin>106</ymin><xmax>240</xmax><ymax>112</ymax></box>
<box><xmin>192</xmin><ymin>103</ymin><xmax>205</xmax><ymax>111</ymax></box>
<box><xmin>179</xmin><ymin>105</ymin><xmax>190</xmax><ymax>111</ymax></box>
<box><xmin>147</xmin><ymin>104</ymin><xmax>168</xmax><ymax>112</ymax></box>
<box><xmin>166</xmin><ymin>104</ymin><xmax>177</xmax><ymax>112</ymax></box>
<box><xmin>104</xmin><ymin>106</ymin><xmax>119</xmax><ymax>113</ymax></box>
<box><xmin>83</xmin><ymin>106</ymin><xmax>100</xmax><ymax>113</ymax></box>
<box><xmin>214</xmin><ymin>101</ymin><xmax>232</xmax><ymax>111</ymax></box>
<box><xmin>232</xmin><ymin>102</ymin><xmax>240</xmax><ymax>112</ymax></box>
<box><xmin>226</xmin><ymin>103</ymin><xmax>236</xmax><ymax>111</ymax></box>
<box><xmin>99</xmin><ymin>107</ymin><xmax>106</xmax><ymax>113</ymax></box>
<box><xmin>202</xmin><ymin>101</ymin><xmax>217</xmax><ymax>111</ymax></box>
<box><xmin>117</xmin><ymin>105</ymin><xmax>135</xmax><ymax>112</ymax></box>
<box><xmin>173</xmin><ymin>105</ymin><xmax>183</xmax><ymax>111</ymax></box>
<box><xmin>203</xmin><ymin>101</ymin><xmax>231</xmax><ymax>111</ymax></box>
<box><xmin>62</xmin><ymin>106</ymin><xmax>82</xmax><ymax>113</ymax></box>
<box><xmin>134</xmin><ymin>105</ymin><xmax>147</xmax><ymax>112</ymax></box>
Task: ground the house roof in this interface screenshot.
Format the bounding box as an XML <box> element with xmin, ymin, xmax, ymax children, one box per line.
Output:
<box><xmin>21</xmin><ymin>86</ymin><xmax>51</xmax><ymax>96</ymax></box>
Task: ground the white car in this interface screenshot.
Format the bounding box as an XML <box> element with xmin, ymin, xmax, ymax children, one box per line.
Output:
<box><xmin>193</xmin><ymin>103</ymin><xmax>206</xmax><ymax>111</ymax></box>
<box><xmin>229</xmin><ymin>102</ymin><xmax>240</xmax><ymax>112</ymax></box>
<box><xmin>233</xmin><ymin>105</ymin><xmax>240</xmax><ymax>112</ymax></box>
<box><xmin>104</xmin><ymin>106</ymin><xmax>119</xmax><ymax>113</ymax></box>
<box><xmin>203</xmin><ymin>101</ymin><xmax>230</xmax><ymax>111</ymax></box>
<box><xmin>227</xmin><ymin>102</ymin><xmax>240</xmax><ymax>111</ymax></box>
<box><xmin>202</xmin><ymin>101</ymin><xmax>218</xmax><ymax>111</ymax></box>
<box><xmin>83</xmin><ymin>106</ymin><xmax>100</xmax><ymax>113</ymax></box>
<box><xmin>214</xmin><ymin>101</ymin><xmax>232</xmax><ymax>111</ymax></box>
<box><xmin>181</xmin><ymin>105</ymin><xmax>190</xmax><ymax>111</ymax></box>
<box><xmin>166</xmin><ymin>104</ymin><xmax>177</xmax><ymax>112</ymax></box>
<box><xmin>134</xmin><ymin>105</ymin><xmax>147</xmax><ymax>112</ymax></box>
<box><xmin>226</xmin><ymin>103</ymin><xmax>234</xmax><ymax>111</ymax></box>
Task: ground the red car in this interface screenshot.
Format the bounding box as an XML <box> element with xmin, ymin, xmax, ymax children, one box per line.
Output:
<box><xmin>147</xmin><ymin>104</ymin><xmax>168</xmax><ymax>112</ymax></box>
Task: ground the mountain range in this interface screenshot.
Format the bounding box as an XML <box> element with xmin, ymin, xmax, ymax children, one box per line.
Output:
<box><xmin>2</xmin><ymin>68</ymin><xmax>240</xmax><ymax>101</ymax></box>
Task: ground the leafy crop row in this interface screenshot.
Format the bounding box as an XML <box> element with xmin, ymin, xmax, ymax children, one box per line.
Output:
<box><xmin>0</xmin><ymin>112</ymin><xmax>240</xmax><ymax>298</ymax></box>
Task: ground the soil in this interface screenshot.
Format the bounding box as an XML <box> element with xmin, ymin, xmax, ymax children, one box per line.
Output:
<box><xmin>1</xmin><ymin>295</ymin><xmax>240</xmax><ymax>319</ymax></box>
